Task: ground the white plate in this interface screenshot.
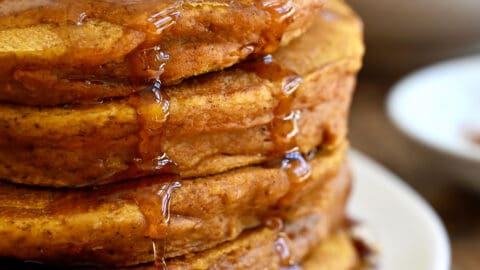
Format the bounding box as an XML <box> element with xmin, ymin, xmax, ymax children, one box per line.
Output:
<box><xmin>387</xmin><ymin>55</ymin><xmax>480</xmax><ymax>190</ymax></box>
<box><xmin>349</xmin><ymin>150</ymin><xmax>450</xmax><ymax>270</ymax></box>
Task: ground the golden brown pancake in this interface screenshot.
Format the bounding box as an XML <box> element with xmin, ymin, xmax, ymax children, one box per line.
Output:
<box><xmin>0</xmin><ymin>85</ymin><xmax>352</xmax><ymax>187</ymax></box>
<box><xmin>0</xmin><ymin>0</ymin><xmax>324</xmax><ymax>105</ymax></box>
<box><xmin>0</xmin><ymin>224</ymin><xmax>359</xmax><ymax>270</ymax></box>
<box><xmin>136</xmin><ymin>220</ymin><xmax>358</xmax><ymax>270</ymax></box>
<box><xmin>0</xmin><ymin>146</ymin><xmax>349</xmax><ymax>266</ymax></box>
<box><xmin>0</xmin><ymin>0</ymin><xmax>364</xmax><ymax>187</ymax></box>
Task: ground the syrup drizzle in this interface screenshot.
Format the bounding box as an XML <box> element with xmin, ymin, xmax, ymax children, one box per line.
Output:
<box><xmin>257</xmin><ymin>0</ymin><xmax>296</xmax><ymax>53</ymax></box>
<box><xmin>0</xmin><ymin>0</ymin><xmax>304</xmax><ymax>105</ymax></box>
<box><xmin>133</xmin><ymin>181</ymin><xmax>182</xmax><ymax>236</ymax></box>
<box><xmin>121</xmin><ymin>5</ymin><xmax>180</xmax><ymax>178</ymax></box>
<box><xmin>150</xmin><ymin>181</ymin><xmax>182</xmax><ymax>270</ymax></box>
<box><xmin>133</xmin><ymin>181</ymin><xmax>182</xmax><ymax>270</ymax></box>
<box><xmin>152</xmin><ymin>240</ymin><xmax>168</xmax><ymax>270</ymax></box>
<box><xmin>265</xmin><ymin>217</ymin><xmax>297</xmax><ymax>268</ymax></box>
<box><xmin>147</xmin><ymin>4</ymin><xmax>181</xmax><ymax>34</ymax></box>
<box><xmin>126</xmin><ymin>79</ymin><xmax>177</xmax><ymax>177</ymax></box>
<box><xmin>241</xmin><ymin>55</ymin><xmax>312</xmax><ymax>205</ymax></box>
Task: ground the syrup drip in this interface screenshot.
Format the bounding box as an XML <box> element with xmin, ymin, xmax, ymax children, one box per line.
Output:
<box><xmin>128</xmin><ymin>47</ymin><xmax>171</xmax><ymax>79</ymax></box>
<box><xmin>151</xmin><ymin>181</ymin><xmax>181</xmax><ymax>270</ymax></box>
<box><xmin>274</xmin><ymin>233</ymin><xmax>295</xmax><ymax>266</ymax></box>
<box><xmin>264</xmin><ymin>217</ymin><xmax>297</xmax><ymax>268</ymax></box>
<box><xmin>147</xmin><ymin>4</ymin><xmax>181</xmax><ymax>34</ymax></box>
<box><xmin>241</xmin><ymin>55</ymin><xmax>311</xmax><ymax>205</ymax></box>
<box><xmin>76</xmin><ymin>12</ymin><xmax>87</xmax><ymax>26</ymax></box>
<box><xmin>0</xmin><ymin>0</ymin><xmax>304</xmax><ymax>106</ymax></box>
<box><xmin>126</xmin><ymin>79</ymin><xmax>177</xmax><ymax>177</ymax></box>
<box><xmin>281</xmin><ymin>151</ymin><xmax>311</xmax><ymax>184</ymax></box>
<box><xmin>0</xmin><ymin>0</ymin><xmax>184</xmax><ymax>105</ymax></box>
<box><xmin>152</xmin><ymin>240</ymin><xmax>168</xmax><ymax>270</ymax></box>
<box><xmin>258</xmin><ymin>0</ymin><xmax>296</xmax><ymax>52</ymax></box>
<box><xmin>133</xmin><ymin>181</ymin><xmax>182</xmax><ymax>270</ymax></box>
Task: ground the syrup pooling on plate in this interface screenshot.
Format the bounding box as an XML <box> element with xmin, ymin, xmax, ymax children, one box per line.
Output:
<box><xmin>152</xmin><ymin>240</ymin><xmax>168</xmax><ymax>270</ymax></box>
<box><xmin>142</xmin><ymin>181</ymin><xmax>181</xmax><ymax>270</ymax></box>
<box><xmin>241</xmin><ymin>55</ymin><xmax>312</xmax><ymax>205</ymax></box>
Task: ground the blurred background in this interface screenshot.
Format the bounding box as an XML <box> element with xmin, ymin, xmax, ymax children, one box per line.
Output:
<box><xmin>348</xmin><ymin>1</ymin><xmax>480</xmax><ymax>269</ymax></box>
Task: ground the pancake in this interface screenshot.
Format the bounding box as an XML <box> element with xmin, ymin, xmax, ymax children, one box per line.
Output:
<box><xmin>0</xmin><ymin>0</ymin><xmax>364</xmax><ymax>187</ymax></box>
<box><xmin>0</xmin><ymin>83</ymin><xmax>352</xmax><ymax>187</ymax></box>
<box><xmin>133</xmin><ymin>218</ymin><xmax>358</xmax><ymax>270</ymax></box>
<box><xmin>0</xmin><ymin>224</ymin><xmax>359</xmax><ymax>270</ymax></box>
<box><xmin>0</xmin><ymin>0</ymin><xmax>324</xmax><ymax>105</ymax></box>
<box><xmin>0</xmin><ymin>146</ymin><xmax>349</xmax><ymax>266</ymax></box>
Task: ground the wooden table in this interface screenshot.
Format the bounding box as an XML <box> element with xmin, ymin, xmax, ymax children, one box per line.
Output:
<box><xmin>349</xmin><ymin>72</ymin><xmax>480</xmax><ymax>270</ymax></box>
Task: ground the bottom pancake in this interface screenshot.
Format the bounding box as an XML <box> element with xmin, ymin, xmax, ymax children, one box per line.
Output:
<box><xmin>141</xmin><ymin>216</ymin><xmax>358</xmax><ymax>270</ymax></box>
<box><xmin>0</xmin><ymin>223</ymin><xmax>359</xmax><ymax>270</ymax></box>
<box><xmin>0</xmin><ymin>144</ymin><xmax>348</xmax><ymax>266</ymax></box>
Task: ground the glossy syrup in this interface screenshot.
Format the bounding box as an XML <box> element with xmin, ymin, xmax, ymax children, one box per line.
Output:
<box><xmin>241</xmin><ymin>55</ymin><xmax>312</xmax><ymax>205</ymax></box>
<box><xmin>149</xmin><ymin>181</ymin><xmax>182</xmax><ymax>270</ymax></box>
<box><xmin>265</xmin><ymin>217</ymin><xmax>297</xmax><ymax>268</ymax></box>
<box><xmin>25</xmin><ymin>175</ymin><xmax>182</xmax><ymax>268</ymax></box>
<box><xmin>0</xmin><ymin>0</ymin><xmax>301</xmax><ymax>106</ymax></box>
<box><xmin>257</xmin><ymin>0</ymin><xmax>296</xmax><ymax>53</ymax></box>
<box><xmin>125</xmin><ymin>180</ymin><xmax>182</xmax><ymax>269</ymax></box>
<box><xmin>126</xmin><ymin>79</ymin><xmax>178</xmax><ymax>177</ymax></box>
<box><xmin>0</xmin><ymin>0</ymin><xmax>184</xmax><ymax>106</ymax></box>
<box><xmin>126</xmin><ymin>180</ymin><xmax>182</xmax><ymax>270</ymax></box>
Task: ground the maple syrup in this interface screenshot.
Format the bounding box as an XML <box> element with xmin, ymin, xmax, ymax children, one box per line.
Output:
<box><xmin>152</xmin><ymin>240</ymin><xmax>168</xmax><ymax>270</ymax></box>
<box><xmin>125</xmin><ymin>80</ymin><xmax>178</xmax><ymax>178</ymax></box>
<box><xmin>241</xmin><ymin>55</ymin><xmax>312</xmax><ymax>205</ymax></box>
<box><xmin>264</xmin><ymin>217</ymin><xmax>297</xmax><ymax>268</ymax></box>
<box><xmin>256</xmin><ymin>0</ymin><xmax>296</xmax><ymax>53</ymax></box>
<box><xmin>0</xmin><ymin>0</ymin><xmax>303</xmax><ymax>105</ymax></box>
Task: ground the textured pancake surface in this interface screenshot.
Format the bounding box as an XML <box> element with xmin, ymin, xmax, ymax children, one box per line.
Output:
<box><xmin>0</xmin><ymin>0</ymin><xmax>324</xmax><ymax>105</ymax></box>
<box><xmin>0</xmin><ymin>146</ymin><xmax>349</xmax><ymax>266</ymax></box>
<box><xmin>0</xmin><ymin>225</ymin><xmax>359</xmax><ymax>270</ymax></box>
<box><xmin>132</xmin><ymin>220</ymin><xmax>359</xmax><ymax>270</ymax></box>
<box><xmin>0</xmin><ymin>0</ymin><xmax>364</xmax><ymax>187</ymax></box>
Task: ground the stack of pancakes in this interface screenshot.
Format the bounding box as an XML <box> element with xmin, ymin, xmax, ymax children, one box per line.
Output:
<box><xmin>0</xmin><ymin>0</ymin><xmax>364</xmax><ymax>269</ymax></box>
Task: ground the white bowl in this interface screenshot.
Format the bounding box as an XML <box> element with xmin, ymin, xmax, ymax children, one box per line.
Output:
<box><xmin>387</xmin><ymin>55</ymin><xmax>480</xmax><ymax>191</ymax></box>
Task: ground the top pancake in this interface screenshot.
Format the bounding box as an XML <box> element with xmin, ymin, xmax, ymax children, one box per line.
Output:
<box><xmin>0</xmin><ymin>0</ymin><xmax>324</xmax><ymax>105</ymax></box>
<box><xmin>0</xmin><ymin>0</ymin><xmax>364</xmax><ymax>187</ymax></box>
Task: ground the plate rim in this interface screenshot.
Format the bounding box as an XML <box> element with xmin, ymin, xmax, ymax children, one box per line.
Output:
<box><xmin>349</xmin><ymin>149</ymin><xmax>451</xmax><ymax>270</ymax></box>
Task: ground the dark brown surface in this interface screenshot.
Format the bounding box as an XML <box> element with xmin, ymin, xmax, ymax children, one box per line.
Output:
<box><xmin>350</xmin><ymin>72</ymin><xmax>480</xmax><ymax>270</ymax></box>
